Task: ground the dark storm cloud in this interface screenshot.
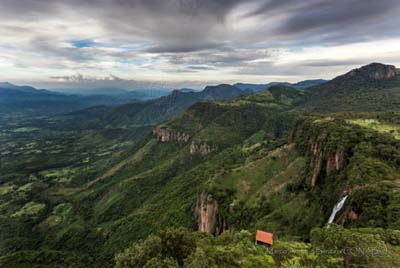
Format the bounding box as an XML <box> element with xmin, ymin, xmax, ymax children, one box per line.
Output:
<box><xmin>246</xmin><ymin>0</ymin><xmax>400</xmax><ymax>44</ymax></box>
<box><xmin>0</xmin><ymin>0</ymin><xmax>244</xmax><ymax>53</ymax></box>
<box><xmin>0</xmin><ymin>0</ymin><xmax>57</xmax><ymax>17</ymax></box>
<box><xmin>279</xmin><ymin>0</ymin><xmax>397</xmax><ymax>35</ymax></box>
<box><xmin>166</xmin><ymin>48</ymin><xmax>270</xmax><ymax>67</ymax></box>
<box><xmin>1</xmin><ymin>0</ymin><xmax>400</xmax><ymax>85</ymax></box>
<box><xmin>30</xmin><ymin>37</ymin><xmax>93</xmax><ymax>62</ymax></box>
<box><xmin>1</xmin><ymin>0</ymin><xmax>400</xmax><ymax>52</ymax></box>
<box><xmin>245</xmin><ymin>0</ymin><xmax>300</xmax><ymax>17</ymax></box>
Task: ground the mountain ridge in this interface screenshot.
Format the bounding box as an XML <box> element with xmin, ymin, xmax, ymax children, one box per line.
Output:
<box><xmin>234</xmin><ymin>79</ymin><xmax>328</xmax><ymax>92</ymax></box>
<box><xmin>103</xmin><ymin>83</ymin><xmax>251</xmax><ymax>126</ymax></box>
<box><xmin>302</xmin><ymin>63</ymin><xmax>400</xmax><ymax>112</ymax></box>
<box><xmin>1</xmin><ymin>63</ymin><xmax>400</xmax><ymax>267</ymax></box>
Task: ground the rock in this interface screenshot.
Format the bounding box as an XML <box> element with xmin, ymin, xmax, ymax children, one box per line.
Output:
<box><xmin>189</xmin><ymin>141</ymin><xmax>214</xmax><ymax>156</ymax></box>
<box><xmin>194</xmin><ymin>193</ymin><xmax>218</xmax><ymax>234</ymax></box>
<box><xmin>194</xmin><ymin>192</ymin><xmax>227</xmax><ymax>236</ymax></box>
<box><xmin>152</xmin><ymin>127</ymin><xmax>190</xmax><ymax>143</ymax></box>
<box><xmin>311</xmin><ymin>152</ymin><xmax>323</xmax><ymax>188</ymax></box>
<box><xmin>153</xmin><ymin>127</ymin><xmax>214</xmax><ymax>156</ymax></box>
<box><xmin>326</xmin><ymin>149</ymin><xmax>344</xmax><ymax>176</ymax></box>
<box><xmin>294</xmin><ymin>135</ymin><xmax>346</xmax><ymax>188</ymax></box>
<box><xmin>340</xmin><ymin>63</ymin><xmax>398</xmax><ymax>81</ymax></box>
<box><xmin>348</xmin><ymin>209</ymin><xmax>358</xmax><ymax>222</ymax></box>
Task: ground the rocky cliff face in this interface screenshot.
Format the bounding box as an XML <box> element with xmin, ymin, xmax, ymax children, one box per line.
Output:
<box><xmin>339</xmin><ymin>63</ymin><xmax>398</xmax><ymax>81</ymax></box>
<box><xmin>291</xmin><ymin>121</ymin><xmax>346</xmax><ymax>188</ymax></box>
<box><xmin>152</xmin><ymin>127</ymin><xmax>190</xmax><ymax>143</ymax></box>
<box><xmin>153</xmin><ymin>127</ymin><xmax>214</xmax><ymax>156</ymax></box>
<box><xmin>189</xmin><ymin>141</ymin><xmax>214</xmax><ymax>156</ymax></box>
<box><xmin>309</xmin><ymin>142</ymin><xmax>345</xmax><ymax>187</ymax></box>
<box><xmin>194</xmin><ymin>193</ymin><xmax>228</xmax><ymax>236</ymax></box>
<box><xmin>326</xmin><ymin>150</ymin><xmax>344</xmax><ymax>176</ymax></box>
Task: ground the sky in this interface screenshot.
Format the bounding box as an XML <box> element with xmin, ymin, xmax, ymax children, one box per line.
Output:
<box><xmin>1</xmin><ymin>0</ymin><xmax>400</xmax><ymax>90</ymax></box>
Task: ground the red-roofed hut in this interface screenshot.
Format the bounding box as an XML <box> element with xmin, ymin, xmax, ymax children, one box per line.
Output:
<box><xmin>255</xmin><ymin>230</ymin><xmax>273</xmax><ymax>247</ymax></box>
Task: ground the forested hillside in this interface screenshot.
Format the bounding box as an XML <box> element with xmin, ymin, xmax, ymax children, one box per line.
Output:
<box><xmin>1</xmin><ymin>63</ymin><xmax>400</xmax><ymax>268</ymax></box>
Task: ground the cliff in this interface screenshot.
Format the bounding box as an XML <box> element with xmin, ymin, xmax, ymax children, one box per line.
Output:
<box><xmin>336</xmin><ymin>63</ymin><xmax>399</xmax><ymax>81</ymax></box>
<box><xmin>152</xmin><ymin>127</ymin><xmax>214</xmax><ymax>156</ymax></box>
<box><xmin>309</xmin><ymin>142</ymin><xmax>345</xmax><ymax>187</ymax></box>
<box><xmin>152</xmin><ymin>127</ymin><xmax>190</xmax><ymax>143</ymax></box>
<box><xmin>189</xmin><ymin>141</ymin><xmax>214</xmax><ymax>156</ymax></box>
<box><xmin>194</xmin><ymin>192</ymin><xmax>228</xmax><ymax>236</ymax></box>
<box><xmin>291</xmin><ymin>120</ymin><xmax>347</xmax><ymax>188</ymax></box>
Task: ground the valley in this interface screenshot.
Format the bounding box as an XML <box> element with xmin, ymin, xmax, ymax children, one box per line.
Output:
<box><xmin>0</xmin><ymin>64</ymin><xmax>400</xmax><ymax>268</ymax></box>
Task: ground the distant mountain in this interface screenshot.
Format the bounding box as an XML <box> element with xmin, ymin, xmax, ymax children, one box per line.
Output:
<box><xmin>176</xmin><ymin>88</ymin><xmax>197</xmax><ymax>93</ymax></box>
<box><xmin>234</xmin><ymin>82</ymin><xmax>289</xmax><ymax>92</ymax></box>
<box><xmin>57</xmin><ymin>87</ymin><xmax>131</xmax><ymax>95</ymax></box>
<box><xmin>304</xmin><ymin>63</ymin><xmax>400</xmax><ymax>112</ymax></box>
<box><xmin>51</xmin><ymin>87</ymin><xmax>169</xmax><ymax>99</ymax></box>
<box><xmin>0</xmin><ymin>82</ymin><xmax>17</xmax><ymax>88</ymax></box>
<box><xmin>0</xmin><ymin>82</ymin><xmax>53</xmax><ymax>94</ymax></box>
<box><xmin>334</xmin><ymin>62</ymin><xmax>399</xmax><ymax>82</ymax></box>
<box><xmin>234</xmin><ymin>79</ymin><xmax>327</xmax><ymax>92</ymax></box>
<box><xmin>291</xmin><ymin>79</ymin><xmax>328</xmax><ymax>88</ymax></box>
<box><xmin>0</xmin><ymin>82</ymin><xmax>246</xmax><ymax>118</ymax></box>
<box><xmin>0</xmin><ymin>83</ymin><xmax>141</xmax><ymax>114</ymax></box>
<box><xmin>201</xmin><ymin>84</ymin><xmax>252</xmax><ymax>98</ymax></box>
<box><xmin>102</xmin><ymin>84</ymin><xmax>251</xmax><ymax>126</ymax></box>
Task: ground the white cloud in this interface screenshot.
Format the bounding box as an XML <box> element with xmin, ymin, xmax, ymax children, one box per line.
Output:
<box><xmin>0</xmin><ymin>0</ymin><xmax>400</xmax><ymax>88</ymax></box>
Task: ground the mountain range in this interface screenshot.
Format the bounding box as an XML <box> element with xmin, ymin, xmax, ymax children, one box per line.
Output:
<box><xmin>1</xmin><ymin>63</ymin><xmax>400</xmax><ymax>267</ymax></box>
<box><xmin>0</xmin><ymin>82</ymin><xmax>145</xmax><ymax>114</ymax></box>
<box><xmin>0</xmin><ymin>78</ymin><xmax>326</xmax><ymax>117</ymax></box>
<box><xmin>234</xmin><ymin>79</ymin><xmax>327</xmax><ymax>92</ymax></box>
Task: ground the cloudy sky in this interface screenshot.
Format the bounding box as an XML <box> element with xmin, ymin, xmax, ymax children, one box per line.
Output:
<box><xmin>1</xmin><ymin>0</ymin><xmax>400</xmax><ymax>89</ymax></box>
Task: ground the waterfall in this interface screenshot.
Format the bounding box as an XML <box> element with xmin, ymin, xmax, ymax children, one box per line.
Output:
<box><xmin>328</xmin><ymin>195</ymin><xmax>348</xmax><ymax>224</ymax></box>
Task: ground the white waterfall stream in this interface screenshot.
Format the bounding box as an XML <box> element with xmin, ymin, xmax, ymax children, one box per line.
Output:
<box><xmin>327</xmin><ymin>195</ymin><xmax>348</xmax><ymax>224</ymax></box>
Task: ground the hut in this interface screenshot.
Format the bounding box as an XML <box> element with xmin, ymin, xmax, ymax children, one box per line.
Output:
<box><xmin>255</xmin><ymin>230</ymin><xmax>273</xmax><ymax>247</ymax></box>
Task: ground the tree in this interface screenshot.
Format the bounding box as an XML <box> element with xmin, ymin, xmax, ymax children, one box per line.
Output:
<box><xmin>311</xmin><ymin>224</ymin><xmax>390</xmax><ymax>268</ymax></box>
<box><xmin>115</xmin><ymin>236</ymin><xmax>162</xmax><ymax>268</ymax></box>
<box><xmin>115</xmin><ymin>228</ymin><xmax>196</xmax><ymax>268</ymax></box>
<box><xmin>159</xmin><ymin>228</ymin><xmax>196</xmax><ymax>266</ymax></box>
<box><xmin>185</xmin><ymin>248</ymin><xmax>217</xmax><ymax>268</ymax></box>
<box><xmin>143</xmin><ymin>257</ymin><xmax>179</xmax><ymax>268</ymax></box>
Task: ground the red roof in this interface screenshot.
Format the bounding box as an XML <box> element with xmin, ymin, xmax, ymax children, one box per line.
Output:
<box><xmin>256</xmin><ymin>230</ymin><xmax>273</xmax><ymax>245</ymax></box>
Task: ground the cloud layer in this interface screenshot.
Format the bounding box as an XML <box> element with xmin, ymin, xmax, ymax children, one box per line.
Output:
<box><xmin>1</xmin><ymin>0</ymin><xmax>400</xmax><ymax>88</ymax></box>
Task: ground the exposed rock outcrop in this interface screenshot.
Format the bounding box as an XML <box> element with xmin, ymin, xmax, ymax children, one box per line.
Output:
<box><xmin>308</xmin><ymin>141</ymin><xmax>345</xmax><ymax>188</ymax></box>
<box><xmin>152</xmin><ymin>127</ymin><xmax>189</xmax><ymax>143</ymax></box>
<box><xmin>189</xmin><ymin>141</ymin><xmax>214</xmax><ymax>156</ymax></box>
<box><xmin>291</xmin><ymin>120</ymin><xmax>347</xmax><ymax>188</ymax></box>
<box><xmin>339</xmin><ymin>63</ymin><xmax>398</xmax><ymax>81</ymax></box>
<box><xmin>153</xmin><ymin>127</ymin><xmax>214</xmax><ymax>156</ymax></box>
<box><xmin>326</xmin><ymin>150</ymin><xmax>344</xmax><ymax>176</ymax></box>
<box><xmin>310</xmin><ymin>150</ymin><xmax>323</xmax><ymax>188</ymax></box>
<box><xmin>194</xmin><ymin>193</ymin><xmax>228</xmax><ymax>236</ymax></box>
<box><xmin>348</xmin><ymin>209</ymin><xmax>358</xmax><ymax>222</ymax></box>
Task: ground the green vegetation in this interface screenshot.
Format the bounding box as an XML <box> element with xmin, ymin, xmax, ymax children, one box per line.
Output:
<box><xmin>1</xmin><ymin>64</ymin><xmax>400</xmax><ymax>267</ymax></box>
<box><xmin>347</xmin><ymin>118</ymin><xmax>400</xmax><ymax>139</ymax></box>
<box><xmin>114</xmin><ymin>226</ymin><xmax>400</xmax><ymax>268</ymax></box>
<box><xmin>115</xmin><ymin>228</ymin><xmax>275</xmax><ymax>268</ymax></box>
<box><xmin>11</xmin><ymin>202</ymin><xmax>46</xmax><ymax>217</ymax></box>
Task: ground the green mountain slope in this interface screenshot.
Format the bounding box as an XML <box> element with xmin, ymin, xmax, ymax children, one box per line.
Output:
<box><xmin>304</xmin><ymin>63</ymin><xmax>400</xmax><ymax>112</ymax></box>
<box><xmin>104</xmin><ymin>84</ymin><xmax>251</xmax><ymax>126</ymax></box>
<box><xmin>1</xmin><ymin>63</ymin><xmax>400</xmax><ymax>267</ymax></box>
